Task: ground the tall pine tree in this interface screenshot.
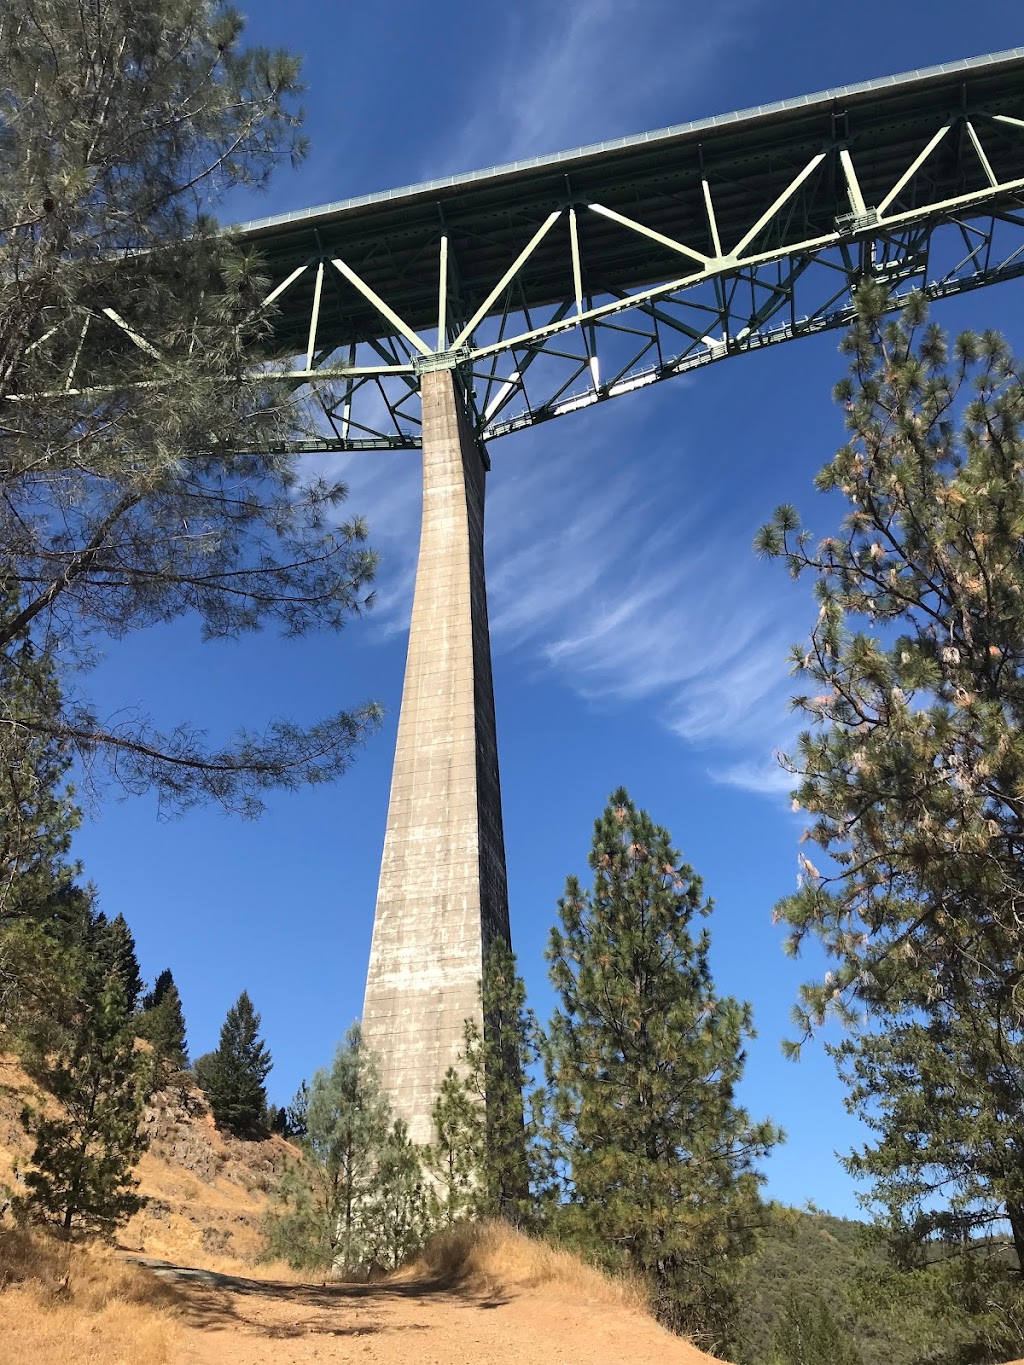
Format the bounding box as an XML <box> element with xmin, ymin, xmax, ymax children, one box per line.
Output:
<box><xmin>477</xmin><ymin>940</ymin><xmax>533</xmax><ymax>1221</ymax></box>
<box><xmin>428</xmin><ymin>941</ymin><xmax>537</xmax><ymax>1223</ymax></box>
<box><xmin>545</xmin><ymin>789</ymin><xmax>781</xmax><ymax>1348</ymax></box>
<box><xmin>364</xmin><ymin>1120</ymin><xmax>429</xmax><ymax>1271</ymax></box>
<box><xmin>138</xmin><ymin>969</ymin><xmax>188</xmax><ymax>1071</ymax></box>
<box><xmin>198</xmin><ymin>990</ymin><xmax>272</xmax><ymax>1137</ymax></box>
<box><xmin>16</xmin><ymin>969</ymin><xmax>154</xmax><ymax>1234</ymax></box>
<box><xmin>94</xmin><ymin>914</ymin><xmax>143</xmax><ymax>1013</ymax></box>
<box><xmin>757</xmin><ymin>289</ymin><xmax>1024</xmax><ymax>1284</ymax></box>
<box><xmin>0</xmin><ymin>602</ymin><xmax>82</xmax><ymax>1039</ymax></box>
<box><xmin>426</xmin><ymin>1061</ymin><xmax>484</xmax><ymax>1225</ymax></box>
<box><xmin>0</xmin><ymin>600</ymin><xmax>79</xmax><ymax>921</ymax></box>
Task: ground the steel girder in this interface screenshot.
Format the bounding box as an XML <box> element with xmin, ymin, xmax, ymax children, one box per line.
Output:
<box><xmin>24</xmin><ymin>50</ymin><xmax>1024</xmax><ymax>451</ymax></box>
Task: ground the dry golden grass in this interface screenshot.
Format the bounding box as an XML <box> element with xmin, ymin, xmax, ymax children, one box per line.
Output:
<box><xmin>403</xmin><ymin>1218</ymin><xmax>650</xmax><ymax>1312</ymax></box>
<box><xmin>0</xmin><ymin>1227</ymin><xmax>180</xmax><ymax>1365</ymax></box>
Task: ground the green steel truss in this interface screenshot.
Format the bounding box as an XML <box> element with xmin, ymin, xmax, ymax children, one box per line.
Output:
<box><xmin>37</xmin><ymin>49</ymin><xmax>1024</xmax><ymax>451</ymax></box>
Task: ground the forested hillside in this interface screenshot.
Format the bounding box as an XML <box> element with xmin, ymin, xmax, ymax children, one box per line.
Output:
<box><xmin>734</xmin><ymin>1205</ymin><xmax>1024</xmax><ymax>1365</ymax></box>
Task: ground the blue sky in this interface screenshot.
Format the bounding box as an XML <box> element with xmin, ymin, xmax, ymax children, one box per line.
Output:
<box><xmin>70</xmin><ymin>2</ymin><xmax>1024</xmax><ymax>1218</ymax></box>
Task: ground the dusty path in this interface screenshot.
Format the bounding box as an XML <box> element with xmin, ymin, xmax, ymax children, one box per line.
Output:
<box><xmin>136</xmin><ymin>1258</ymin><xmax>725</xmax><ymax>1365</ymax></box>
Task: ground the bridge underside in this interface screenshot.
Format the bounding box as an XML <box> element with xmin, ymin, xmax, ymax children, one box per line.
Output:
<box><xmin>226</xmin><ymin>47</ymin><xmax>1024</xmax><ymax>454</ymax></box>
<box><xmin>34</xmin><ymin>50</ymin><xmax>1024</xmax><ymax>456</ymax></box>
<box><xmin>282</xmin><ymin>48</ymin><xmax>1024</xmax><ymax>1143</ymax></box>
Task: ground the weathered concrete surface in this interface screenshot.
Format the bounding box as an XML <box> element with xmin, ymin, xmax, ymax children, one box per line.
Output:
<box><xmin>362</xmin><ymin>367</ymin><xmax>510</xmax><ymax>1146</ymax></box>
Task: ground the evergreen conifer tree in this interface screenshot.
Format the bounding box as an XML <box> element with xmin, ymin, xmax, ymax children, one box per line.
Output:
<box><xmin>200</xmin><ymin>991</ymin><xmax>272</xmax><ymax>1137</ymax></box>
<box><xmin>0</xmin><ymin>600</ymin><xmax>80</xmax><ymax>921</ymax></box>
<box><xmin>476</xmin><ymin>940</ymin><xmax>533</xmax><ymax>1221</ymax></box>
<box><xmin>285</xmin><ymin>1079</ymin><xmax>310</xmax><ymax>1140</ymax></box>
<box><xmin>8</xmin><ymin>881</ymin><xmax>106</xmax><ymax>1053</ymax></box>
<box><xmin>364</xmin><ymin>1120</ymin><xmax>429</xmax><ymax>1270</ymax></box>
<box><xmin>16</xmin><ymin>970</ymin><xmax>154</xmax><ymax>1233</ymax></box>
<box><xmin>545</xmin><ymin>789</ymin><xmax>781</xmax><ymax>1347</ymax></box>
<box><xmin>94</xmin><ymin>914</ymin><xmax>143</xmax><ymax>1013</ymax></box>
<box><xmin>192</xmin><ymin>1051</ymin><xmax>218</xmax><ymax>1094</ymax></box>
<box><xmin>0</xmin><ymin>603</ymin><xmax>84</xmax><ymax>1039</ymax></box>
<box><xmin>431</xmin><ymin>942</ymin><xmax>539</xmax><ymax>1223</ymax></box>
<box><xmin>138</xmin><ymin>969</ymin><xmax>188</xmax><ymax>1070</ymax></box>
<box><xmin>263</xmin><ymin>1025</ymin><xmax>393</xmax><ymax>1272</ymax></box>
<box><xmin>426</xmin><ymin>1062</ymin><xmax>484</xmax><ymax>1225</ymax></box>
<box><xmin>757</xmin><ymin>290</ymin><xmax>1024</xmax><ymax>1280</ymax></box>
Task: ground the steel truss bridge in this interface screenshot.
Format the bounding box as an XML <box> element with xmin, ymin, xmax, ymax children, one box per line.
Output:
<box><xmin>214</xmin><ymin>46</ymin><xmax>1024</xmax><ymax>454</ymax></box>
<box><xmin>48</xmin><ymin>49</ymin><xmax>1024</xmax><ymax>450</ymax></box>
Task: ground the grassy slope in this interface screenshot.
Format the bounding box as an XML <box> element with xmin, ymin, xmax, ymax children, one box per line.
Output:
<box><xmin>0</xmin><ymin>1226</ymin><xmax>181</xmax><ymax>1365</ymax></box>
<box><xmin>0</xmin><ymin>1058</ymin><xmax>296</xmax><ymax>1268</ymax></box>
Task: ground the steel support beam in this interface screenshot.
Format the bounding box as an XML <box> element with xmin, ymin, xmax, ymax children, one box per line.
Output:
<box><xmin>23</xmin><ymin>51</ymin><xmax>1024</xmax><ymax>447</ymax></box>
<box><xmin>361</xmin><ymin>367</ymin><xmax>510</xmax><ymax>1143</ymax></box>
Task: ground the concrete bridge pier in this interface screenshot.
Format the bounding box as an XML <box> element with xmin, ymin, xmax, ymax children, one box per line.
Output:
<box><xmin>361</xmin><ymin>365</ymin><xmax>511</xmax><ymax>1146</ymax></box>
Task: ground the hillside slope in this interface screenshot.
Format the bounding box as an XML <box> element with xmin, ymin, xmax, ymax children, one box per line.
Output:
<box><xmin>0</xmin><ymin>1059</ymin><xmax>294</xmax><ymax>1266</ymax></box>
<box><xmin>1</xmin><ymin>1062</ymin><xmax>732</xmax><ymax>1362</ymax></box>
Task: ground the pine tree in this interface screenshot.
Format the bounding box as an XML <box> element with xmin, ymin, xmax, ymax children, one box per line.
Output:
<box><xmin>93</xmin><ymin>914</ymin><xmax>143</xmax><ymax>1013</ymax></box>
<box><xmin>0</xmin><ymin>602</ymin><xmax>83</xmax><ymax>1039</ymax></box>
<box><xmin>192</xmin><ymin>1052</ymin><xmax>218</xmax><ymax>1095</ymax></box>
<box><xmin>9</xmin><ymin>881</ymin><xmax>105</xmax><ymax>1053</ymax></box>
<box><xmin>545</xmin><ymin>789</ymin><xmax>781</xmax><ymax>1347</ymax></box>
<box><xmin>285</xmin><ymin>1079</ymin><xmax>310</xmax><ymax>1140</ymax></box>
<box><xmin>199</xmin><ymin>991</ymin><xmax>272</xmax><ymax>1137</ymax></box>
<box><xmin>425</xmin><ymin>1062</ymin><xmax>484</xmax><ymax>1225</ymax></box>
<box><xmin>16</xmin><ymin>970</ymin><xmax>154</xmax><ymax>1234</ymax></box>
<box><xmin>431</xmin><ymin>942</ymin><xmax>538</xmax><ymax>1223</ymax></box>
<box><xmin>364</xmin><ymin>1120</ymin><xmax>429</xmax><ymax>1270</ymax></box>
<box><xmin>0</xmin><ymin>0</ymin><xmax>379</xmax><ymax>816</ymax></box>
<box><xmin>756</xmin><ymin>289</ymin><xmax>1024</xmax><ymax>1279</ymax></box>
<box><xmin>263</xmin><ymin>1025</ymin><xmax>393</xmax><ymax>1273</ymax></box>
<box><xmin>137</xmin><ymin>969</ymin><xmax>188</xmax><ymax>1070</ymax></box>
<box><xmin>0</xmin><ymin>599</ymin><xmax>80</xmax><ymax>922</ymax></box>
<box><xmin>477</xmin><ymin>940</ymin><xmax>533</xmax><ymax>1221</ymax></box>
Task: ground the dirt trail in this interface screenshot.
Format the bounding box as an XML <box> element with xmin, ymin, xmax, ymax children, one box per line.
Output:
<box><xmin>138</xmin><ymin>1258</ymin><xmax>725</xmax><ymax>1365</ymax></box>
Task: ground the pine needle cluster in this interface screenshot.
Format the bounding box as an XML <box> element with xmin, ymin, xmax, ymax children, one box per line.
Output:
<box><xmin>0</xmin><ymin>0</ymin><xmax>379</xmax><ymax>815</ymax></box>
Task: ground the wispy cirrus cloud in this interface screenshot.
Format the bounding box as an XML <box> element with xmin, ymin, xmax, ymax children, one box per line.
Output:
<box><xmin>482</xmin><ymin>395</ymin><xmax>805</xmax><ymax>797</ymax></box>
<box><xmin>326</xmin><ymin>382</ymin><xmax>807</xmax><ymax>801</ymax></box>
<box><xmin>434</xmin><ymin>0</ymin><xmax>761</xmax><ymax>175</ymax></box>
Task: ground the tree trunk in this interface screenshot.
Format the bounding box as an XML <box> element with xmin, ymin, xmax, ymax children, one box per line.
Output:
<box><xmin>1007</xmin><ymin>1200</ymin><xmax>1024</xmax><ymax>1275</ymax></box>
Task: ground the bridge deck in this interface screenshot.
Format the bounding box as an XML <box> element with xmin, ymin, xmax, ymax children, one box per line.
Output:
<box><xmin>234</xmin><ymin>49</ymin><xmax>1024</xmax><ymax>355</ymax></box>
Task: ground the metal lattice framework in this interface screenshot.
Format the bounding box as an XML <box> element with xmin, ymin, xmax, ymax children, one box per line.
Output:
<box><xmin>48</xmin><ymin>48</ymin><xmax>1024</xmax><ymax>450</ymax></box>
<box><xmin>227</xmin><ymin>47</ymin><xmax>1024</xmax><ymax>453</ymax></box>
